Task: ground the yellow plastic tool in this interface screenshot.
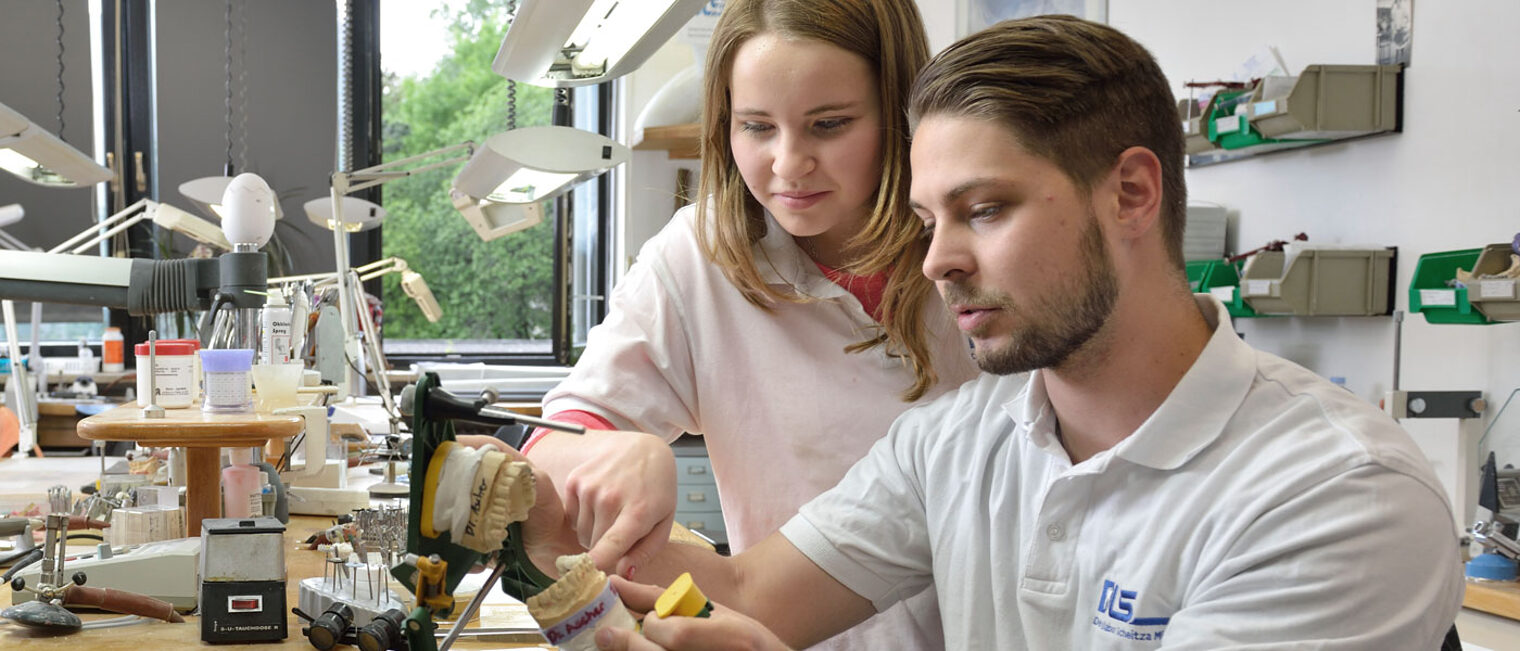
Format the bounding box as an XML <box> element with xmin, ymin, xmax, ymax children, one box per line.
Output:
<box><xmin>413</xmin><ymin>554</ymin><xmax>453</xmax><ymax>615</ymax></box>
<box><xmin>654</xmin><ymin>572</ymin><xmax>712</xmax><ymax>619</ymax></box>
<box><xmin>418</xmin><ymin>440</ymin><xmax>457</xmax><ymax>538</ymax></box>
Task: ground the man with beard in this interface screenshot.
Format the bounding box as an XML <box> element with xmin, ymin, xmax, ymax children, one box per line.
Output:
<box><xmin>564</xmin><ymin>15</ymin><xmax>1464</xmax><ymax>651</ymax></box>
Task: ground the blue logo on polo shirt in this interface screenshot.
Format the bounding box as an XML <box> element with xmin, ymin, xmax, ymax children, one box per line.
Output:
<box><xmin>1092</xmin><ymin>579</ymin><xmax>1170</xmax><ymax>642</ymax></box>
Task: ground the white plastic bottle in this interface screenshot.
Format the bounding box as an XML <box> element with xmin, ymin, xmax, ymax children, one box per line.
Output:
<box><xmin>102</xmin><ymin>327</ymin><xmax>124</xmax><ymax>372</ymax></box>
<box><xmin>259</xmin><ymin>292</ymin><xmax>293</xmax><ymax>365</ymax></box>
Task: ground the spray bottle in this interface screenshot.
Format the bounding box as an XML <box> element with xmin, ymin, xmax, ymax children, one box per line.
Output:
<box><xmin>259</xmin><ymin>291</ymin><xmax>293</xmax><ymax>365</ymax></box>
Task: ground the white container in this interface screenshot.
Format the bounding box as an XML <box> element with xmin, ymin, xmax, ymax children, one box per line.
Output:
<box><xmin>259</xmin><ymin>292</ymin><xmax>293</xmax><ymax>365</ymax></box>
<box><xmin>200</xmin><ymin>349</ymin><xmax>255</xmax><ymax>413</ymax></box>
<box><xmin>135</xmin><ymin>341</ymin><xmax>197</xmax><ymax>409</ymax></box>
<box><xmin>102</xmin><ymin>327</ymin><xmax>125</xmax><ymax>372</ymax></box>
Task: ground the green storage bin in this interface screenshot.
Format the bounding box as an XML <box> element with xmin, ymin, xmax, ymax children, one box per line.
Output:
<box><xmin>1409</xmin><ymin>248</ymin><xmax>1490</xmax><ymax>325</ymax></box>
<box><xmin>1186</xmin><ymin>259</ymin><xmax>1258</xmax><ymax>318</ymax></box>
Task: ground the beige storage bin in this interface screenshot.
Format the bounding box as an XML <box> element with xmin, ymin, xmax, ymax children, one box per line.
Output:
<box><xmin>1239</xmin><ymin>247</ymin><xmax>1394</xmax><ymax>316</ymax></box>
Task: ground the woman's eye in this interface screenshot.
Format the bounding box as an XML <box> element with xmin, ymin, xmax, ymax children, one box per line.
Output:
<box><xmin>917</xmin><ymin>222</ymin><xmax>935</xmax><ymax>241</ymax></box>
<box><xmin>815</xmin><ymin>117</ymin><xmax>852</xmax><ymax>132</ymax></box>
<box><xmin>738</xmin><ymin>121</ymin><xmax>773</xmax><ymax>134</ymax></box>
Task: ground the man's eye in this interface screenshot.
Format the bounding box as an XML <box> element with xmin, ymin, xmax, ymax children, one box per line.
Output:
<box><xmin>970</xmin><ymin>204</ymin><xmax>1002</xmax><ymax>220</ymax></box>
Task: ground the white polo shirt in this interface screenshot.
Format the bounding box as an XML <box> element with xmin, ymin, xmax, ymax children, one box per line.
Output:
<box><xmin>542</xmin><ymin>204</ymin><xmax>979</xmax><ymax>650</ymax></box>
<box><xmin>783</xmin><ymin>295</ymin><xmax>1464</xmax><ymax>650</ymax></box>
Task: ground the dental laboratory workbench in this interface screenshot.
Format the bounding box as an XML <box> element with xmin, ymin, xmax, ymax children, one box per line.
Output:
<box><xmin>0</xmin><ymin>514</ymin><xmax>553</xmax><ymax>648</ymax></box>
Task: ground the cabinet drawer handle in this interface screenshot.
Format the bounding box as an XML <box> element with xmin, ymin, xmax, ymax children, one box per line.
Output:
<box><xmin>686</xmin><ymin>465</ymin><xmax>708</xmax><ymax>475</ymax></box>
<box><xmin>687</xmin><ymin>492</ymin><xmax>706</xmax><ymax>502</ymax></box>
<box><xmin>686</xmin><ymin>520</ymin><xmax>706</xmax><ymax>530</ymax></box>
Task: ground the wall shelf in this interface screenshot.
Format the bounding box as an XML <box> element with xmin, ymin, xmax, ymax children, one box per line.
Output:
<box><xmin>1184</xmin><ymin>64</ymin><xmax>1403</xmax><ymax>166</ymax></box>
<box><xmin>632</xmin><ymin>123</ymin><xmax>700</xmax><ymax>159</ymax></box>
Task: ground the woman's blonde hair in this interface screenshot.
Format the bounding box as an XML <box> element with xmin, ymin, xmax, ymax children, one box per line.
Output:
<box><xmin>695</xmin><ymin>0</ymin><xmax>938</xmax><ymax>401</ymax></box>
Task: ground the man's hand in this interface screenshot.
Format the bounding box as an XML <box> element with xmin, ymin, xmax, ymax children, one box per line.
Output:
<box><xmin>593</xmin><ymin>576</ymin><xmax>793</xmax><ymax>651</ymax></box>
<box><xmin>544</xmin><ymin>430</ymin><xmax>677</xmax><ymax>578</ymax></box>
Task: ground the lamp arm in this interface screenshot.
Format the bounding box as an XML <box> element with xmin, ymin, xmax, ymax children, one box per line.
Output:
<box><xmin>0</xmin><ymin>229</ymin><xmax>30</xmax><ymax>252</ymax></box>
<box><xmin>49</xmin><ymin>198</ymin><xmax>154</xmax><ymax>254</ymax></box>
<box><xmin>343</xmin><ymin>143</ymin><xmax>475</xmax><ymax>194</ymax></box>
<box><xmin>267</xmin><ymin>257</ymin><xmax>408</xmax><ymax>290</ymax></box>
<box><xmin>347</xmin><ymin>269</ymin><xmax>399</xmax><ymax>421</ymax></box>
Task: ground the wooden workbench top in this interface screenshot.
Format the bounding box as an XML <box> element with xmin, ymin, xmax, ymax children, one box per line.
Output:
<box><xmin>1464</xmin><ymin>579</ymin><xmax>1520</xmax><ymax>621</ymax></box>
<box><xmin>76</xmin><ymin>403</ymin><xmax>304</xmax><ymax>448</ymax></box>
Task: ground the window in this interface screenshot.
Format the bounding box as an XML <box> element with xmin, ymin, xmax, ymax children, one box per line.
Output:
<box><xmin>376</xmin><ymin>1</ymin><xmax>611</xmax><ymax>366</ymax></box>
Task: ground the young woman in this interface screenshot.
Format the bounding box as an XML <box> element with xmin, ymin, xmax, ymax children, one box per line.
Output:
<box><xmin>524</xmin><ymin>0</ymin><xmax>977</xmax><ymax>647</ymax></box>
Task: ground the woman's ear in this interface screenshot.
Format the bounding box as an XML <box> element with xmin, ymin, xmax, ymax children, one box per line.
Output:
<box><xmin>1110</xmin><ymin>146</ymin><xmax>1164</xmax><ymax>241</ymax></box>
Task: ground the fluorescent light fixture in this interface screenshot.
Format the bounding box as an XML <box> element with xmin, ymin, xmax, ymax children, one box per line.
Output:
<box><xmin>179</xmin><ymin>174</ymin><xmax>285</xmax><ymax>222</ymax></box>
<box><xmin>0</xmin><ymin>101</ymin><xmax>113</xmax><ymax>187</ymax></box>
<box><xmin>450</xmin><ymin>125</ymin><xmax>629</xmax><ymax>241</ymax></box>
<box><xmin>304</xmin><ymin>195</ymin><xmax>389</xmax><ymax>233</ymax></box>
<box><xmin>492</xmin><ymin>0</ymin><xmax>706</xmax><ymax>87</ymax></box>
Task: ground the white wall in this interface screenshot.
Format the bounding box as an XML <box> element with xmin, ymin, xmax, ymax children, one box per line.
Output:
<box><xmin>1108</xmin><ymin>0</ymin><xmax>1520</xmax><ymax>537</ymax></box>
<box><xmin>615</xmin><ymin>0</ymin><xmax>1520</xmax><ymax>532</ymax></box>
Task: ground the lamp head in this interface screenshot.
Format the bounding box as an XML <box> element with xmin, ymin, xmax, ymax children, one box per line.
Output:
<box><xmin>0</xmin><ymin>204</ymin><xmax>23</xmax><ymax>228</ymax></box>
<box><xmin>221</xmin><ymin>172</ymin><xmax>277</xmax><ymax>247</ymax></box>
<box><xmin>400</xmin><ymin>269</ymin><xmax>442</xmax><ymax>323</ymax></box>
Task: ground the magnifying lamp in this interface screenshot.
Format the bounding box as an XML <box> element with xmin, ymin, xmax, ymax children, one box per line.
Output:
<box><xmin>0</xmin><ymin>101</ymin><xmax>113</xmax><ymax>188</ymax></box>
<box><xmin>450</xmin><ymin>126</ymin><xmax>629</xmax><ymax>241</ymax></box>
<box><xmin>492</xmin><ymin>0</ymin><xmax>706</xmax><ymax>88</ymax></box>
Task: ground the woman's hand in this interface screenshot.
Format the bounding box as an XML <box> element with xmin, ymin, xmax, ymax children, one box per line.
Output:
<box><xmin>594</xmin><ymin>576</ymin><xmax>793</xmax><ymax>651</ymax></box>
<box><xmin>554</xmin><ymin>430</ymin><xmax>677</xmax><ymax>578</ymax></box>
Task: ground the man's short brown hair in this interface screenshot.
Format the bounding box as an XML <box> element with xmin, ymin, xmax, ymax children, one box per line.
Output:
<box><xmin>909</xmin><ymin>15</ymin><xmax>1188</xmax><ymax>266</ymax></box>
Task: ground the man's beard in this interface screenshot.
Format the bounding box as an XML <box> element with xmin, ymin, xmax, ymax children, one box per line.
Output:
<box><xmin>943</xmin><ymin>213</ymin><xmax>1119</xmax><ymax>375</ymax></box>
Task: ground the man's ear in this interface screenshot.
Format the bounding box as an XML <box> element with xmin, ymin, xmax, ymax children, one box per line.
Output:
<box><xmin>1111</xmin><ymin>146</ymin><xmax>1163</xmax><ymax>241</ymax></box>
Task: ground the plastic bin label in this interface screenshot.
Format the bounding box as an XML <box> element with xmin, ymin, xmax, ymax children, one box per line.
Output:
<box><xmin>1245</xmin><ymin>279</ymin><xmax>1273</xmax><ymax>296</ymax></box>
<box><xmin>1418</xmin><ymin>289</ymin><xmax>1457</xmax><ymax>307</ymax></box>
<box><xmin>1216</xmin><ymin>115</ymin><xmax>1242</xmax><ymax>134</ymax></box>
<box><xmin>1481</xmin><ymin>279</ymin><xmax>1515</xmax><ymax>299</ymax></box>
<box><xmin>1209</xmin><ymin>286</ymin><xmax>1236</xmax><ymax>302</ymax></box>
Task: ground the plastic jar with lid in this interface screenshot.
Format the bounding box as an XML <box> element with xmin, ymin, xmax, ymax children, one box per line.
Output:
<box><xmin>199</xmin><ymin>349</ymin><xmax>255</xmax><ymax>413</ymax></box>
<box><xmin>135</xmin><ymin>341</ymin><xmax>197</xmax><ymax>409</ymax></box>
<box><xmin>160</xmin><ymin>339</ymin><xmax>202</xmax><ymax>392</ymax></box>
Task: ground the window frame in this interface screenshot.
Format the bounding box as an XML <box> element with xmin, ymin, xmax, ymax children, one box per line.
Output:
<box><xmin>360</xmin><ymin>2</ymin><xmax>615</xmax><ymax>368</ymax></box>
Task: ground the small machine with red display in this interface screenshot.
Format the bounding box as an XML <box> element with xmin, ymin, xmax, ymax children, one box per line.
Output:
<box><xmin>199</xmin><ymin>517</ymin><xmax>287</xmax><ymax>643</ymax></box>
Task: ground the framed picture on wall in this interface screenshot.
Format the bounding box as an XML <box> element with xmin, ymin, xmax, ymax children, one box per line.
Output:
<box><xmin>957</xmin><ymin>0</ymin><xmax>1108</xmax><ymax>37</ymax></box>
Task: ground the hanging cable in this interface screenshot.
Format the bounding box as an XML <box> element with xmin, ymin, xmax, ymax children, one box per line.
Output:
<box><xmin>336</xmin><ymin>0</ymin><xmax>354</xmax><ymax>172</ymax></box>
<box><xmin>506</xmin><ymin>0</ymin><xmax>518</xmax><ymax>129</ymax></box>
<box><xmin>235</xmin><ymin>0</ymin><xmax>248</xmax><ymax>173</ymax></box>
<box><xmin>55</xmin><ymin>0</ymin><xmax>66</xmax><ymax>141</ymax></box>
<box><xmin>224</xmin><ymin>0</ymin><xmax>234</xmax><ymax>173</ymax></box>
